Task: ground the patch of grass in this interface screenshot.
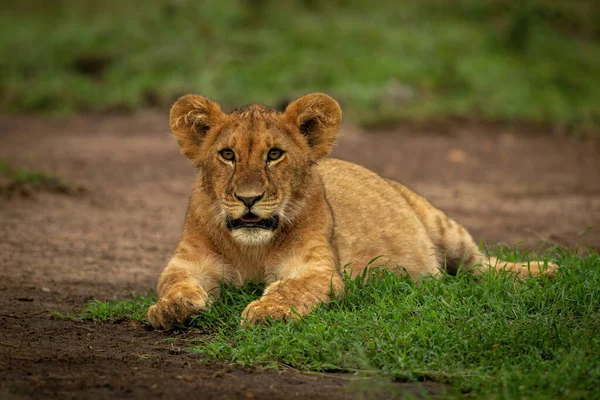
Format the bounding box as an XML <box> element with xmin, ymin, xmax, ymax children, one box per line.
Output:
<box><xmin>1</xmin><ymin>1</ymin><xmax>599</xmax><ymax>132</ymax></box>
<box><xmin>75</xmin><ymin>291</ymin><xmax>157</xmax><ymax>322</ymax></box>
<box><xmin>0</xmin><ymin>159</ymin><xmax>67</xmax><ymax>186</ymax></box>
<box><xmin>79</xmin><ymin>248</ymin><xmax>600</xmax><ymax>397</ymax></box>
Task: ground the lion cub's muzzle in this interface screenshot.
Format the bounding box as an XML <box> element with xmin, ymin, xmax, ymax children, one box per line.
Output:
<box><xmin>226</xmin><ymin>214</ymin><xmax>280</xmax><ymax>231</ymax></box>
<box><xmin>225</xmin><ymin>191</ymin><xmax>280</xmax><ymax>231</ymax></box>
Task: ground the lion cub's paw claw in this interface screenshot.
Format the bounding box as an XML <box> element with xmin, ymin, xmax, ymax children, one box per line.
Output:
<box><xmin>147</xmin><ymin>290</ymin><xmax>207</xmax><ymax>330</ymax></box>
<box><xmin>241</xmin><ymin>299</ymin><xmax>299</xmax><ymax>325</ymax></box>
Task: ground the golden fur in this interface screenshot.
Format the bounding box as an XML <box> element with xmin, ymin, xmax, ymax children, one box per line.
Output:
<box><xmin>147</xmin><ymin>93</ymin><xmax>557</xmax><ymax>329</ymax></box>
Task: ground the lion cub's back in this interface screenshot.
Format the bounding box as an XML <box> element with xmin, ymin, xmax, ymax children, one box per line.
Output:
<box><xmin>317</xmin><ymin>158</ymin><xmax>438</xmax><ymax>278</ymax></box>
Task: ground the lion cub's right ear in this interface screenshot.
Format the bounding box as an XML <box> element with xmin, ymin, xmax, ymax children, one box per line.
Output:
<box><xmin>169</xmin><ymin>94</ymin><xmax>225</xmax><ymax>160</ymax></box>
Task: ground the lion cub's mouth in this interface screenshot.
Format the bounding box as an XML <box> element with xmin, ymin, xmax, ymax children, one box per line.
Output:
<box><xmin>226</xmin><ymin>213</ymin><xmax>279</xmax><ymax>231</ymax></box>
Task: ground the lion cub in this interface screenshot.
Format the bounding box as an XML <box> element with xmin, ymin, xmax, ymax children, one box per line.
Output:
<box><xmin>147</xmin><ymin>93</ymin><xmax>557</xmax><ymax>329</ymax></box>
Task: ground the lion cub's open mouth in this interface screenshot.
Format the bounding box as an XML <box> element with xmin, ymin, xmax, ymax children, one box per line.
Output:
<box><xmin>226</xmin><ymin>213</ymin><xmax>279</xmax><ymax>231</ymax></box>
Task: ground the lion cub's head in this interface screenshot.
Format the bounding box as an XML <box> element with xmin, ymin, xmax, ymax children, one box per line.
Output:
<box><xmin>169</xmin><ymin>93</ymin><xmax>342</xmax><ymax>246</ymax></box>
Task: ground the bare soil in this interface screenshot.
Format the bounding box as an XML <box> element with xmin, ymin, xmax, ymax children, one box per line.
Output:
<box><xmin>1</xmin><ymin>112</ymin><xmax>599</xmax><ymax>399</ymax></box>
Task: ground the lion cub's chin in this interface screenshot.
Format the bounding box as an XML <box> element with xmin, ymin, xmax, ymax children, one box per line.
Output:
<box><xmin>230</xmin><ymin>228</ymin><xmax>275</xmax><ymax>246</ymax></box>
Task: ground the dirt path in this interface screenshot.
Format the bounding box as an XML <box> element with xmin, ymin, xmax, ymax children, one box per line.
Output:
<box><xmin>1</xmin><ymin>113</ymin><xmax>599</xmax><ymax>399</ymax></box>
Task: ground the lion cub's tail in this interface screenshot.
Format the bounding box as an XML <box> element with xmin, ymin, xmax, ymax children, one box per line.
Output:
<box><xmin>385</xmin><ymin>179</ymin><xmax>557</xmax><ymax>278</ymax></box>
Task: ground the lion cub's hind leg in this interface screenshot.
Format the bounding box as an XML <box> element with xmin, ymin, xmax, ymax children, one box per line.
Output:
<box><xmin>421</xmin><ymin>209</ymin><xmax>558</xmax><ymax>278</ymax></box>
<box><xmin>420</xmin><ymin>209</ymin><xmax>558</xmax><ymax>278</ymax></box>
<box><xmin>386</xmin><ymin>179</ymin><xmax>558</xmax><ymax>278</ymax></box>
<box><xmin>386</xmin><ymin>179</ymin><xmax>480</xmax><ymax>274</ymax></box>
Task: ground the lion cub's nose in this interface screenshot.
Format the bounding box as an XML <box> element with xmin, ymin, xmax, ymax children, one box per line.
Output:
<box><xmin>235</xmin><ymin>193</ymin><xmax>264</xmax><ymax>208</ymax></box>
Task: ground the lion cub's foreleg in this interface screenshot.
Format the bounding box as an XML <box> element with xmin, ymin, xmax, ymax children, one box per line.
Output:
<box><xmin>147</xmin><ymin>242</ymin><xmax>225</xmax><ymax>330</ymax></box>
<box><xmin>241</xmin><ymin>244</ymin><xmax>344</xmax><ymax>325</ymax></box>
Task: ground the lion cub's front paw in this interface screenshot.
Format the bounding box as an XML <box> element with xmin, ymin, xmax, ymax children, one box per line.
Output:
<box><xmin>147</xmin><ymin>288</ymin><xmax>207</xmax><ymax>330</ymax></box>
<box><xmin>241</xmin><ymin>298</ymin><xmax>300</xmax><ymax>325</ymax></box>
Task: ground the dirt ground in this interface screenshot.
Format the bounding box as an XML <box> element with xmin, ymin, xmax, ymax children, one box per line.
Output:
<box><xmin>1</xmin><ymin>112</ymin><xmax>599</xmax><ymax>399</ymax></box>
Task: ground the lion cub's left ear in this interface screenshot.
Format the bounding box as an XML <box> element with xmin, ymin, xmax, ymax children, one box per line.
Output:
<box><xmin>284</xmin><ymin>93</ymin><xmax>342</xmax><ymax>158</ymax></box>
<box><xmin>169</xmin><ymin>94</ymin><xmax>226</xmax><ymax>160</ymax></box>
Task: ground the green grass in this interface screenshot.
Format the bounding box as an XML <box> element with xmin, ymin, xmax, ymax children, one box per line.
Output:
<box><xmin>1</xmin><ymin>0</ymin><xmax>599</xmax><ymax>133</ymax></box>
<box><xmin>79</xmin><ymin>248</ymin><xmax>600</xmax><ymax>398</ymax></box>
<box><xmin>0</xmin><ymin>159</ymin><xmax>71</xmax><ymax>189</ymax></box>
<box><xmin>75</xmin><ymin>291</ymin><xmax>157</xmax><ymax>322</ymax></box>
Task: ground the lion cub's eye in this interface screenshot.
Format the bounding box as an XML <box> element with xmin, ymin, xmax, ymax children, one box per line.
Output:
<box><xmin>267</xmin><ymin>148</ymin><xmax>284</xmax><ymax>162</ymax></box>
<box><xmin>219</xmin><ymin>148</ymin><xmax>235</xmax><ymax>162</ymax></box>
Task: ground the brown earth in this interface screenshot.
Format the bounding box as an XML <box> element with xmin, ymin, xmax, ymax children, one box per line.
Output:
<box><xmin>1</xmin><ymin>112</ymin><xmax>599</xmax><ymax>399</ymax></box>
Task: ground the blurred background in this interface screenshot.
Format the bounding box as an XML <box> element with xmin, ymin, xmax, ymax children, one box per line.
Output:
<box><xmin>1</xmin><ymin>4</ymin><xmax>599</xmax><ymax>396</ymax></box>
<box><xmin>0</xmin><ymin>0</ymin><xmax>599</xmax><ymax>248</ymax></box>
<box><xmin>1</xmin><ymin>0</ymin><xmax>599</xmax><ymax>133</ymax></box>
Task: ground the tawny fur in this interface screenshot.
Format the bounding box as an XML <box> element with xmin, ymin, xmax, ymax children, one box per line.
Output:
<box><xmin>147</xmin><ymin>93</ymin><xmax>557</xmax><ymax>330</ymax></box>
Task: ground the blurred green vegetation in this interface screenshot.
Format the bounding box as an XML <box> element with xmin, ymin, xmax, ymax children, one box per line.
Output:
<box><xmin>0</xmin><ymin>159</ymin><xmax>58</xmax><ymax>185</ymax></box>
<box><xmin>0</xmin><ymin>159</ymin><xmax>76</xmax><ymax>193</ymax></box>
<box><xmin>1</xmin><ymin>0</ymin><xmax>599</xmax><ymax>131</ymax></box>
